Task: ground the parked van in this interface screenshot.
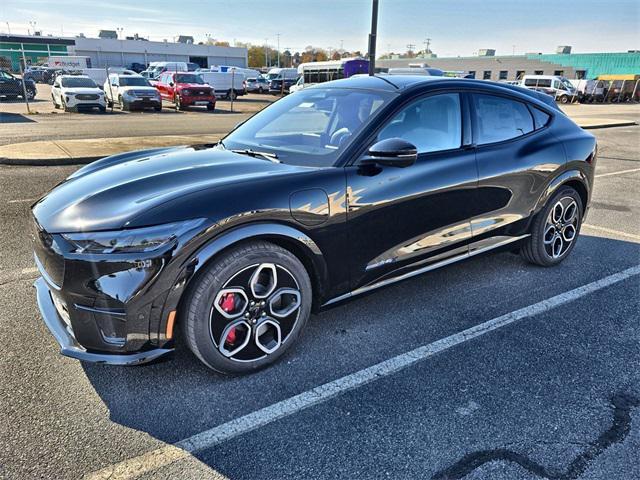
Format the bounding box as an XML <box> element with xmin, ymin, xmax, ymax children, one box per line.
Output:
<box><xmin>520</xmin><ymin>75</ymin><xmax>577</xmax><ymax>103</ymax></box>
<box><xmin>198</xmin><ymin>71</ymin><xmax>246</xmax><ymax>99</ymax></box>
<box><xmin>266</xmin><ymin>67</ymin><xmax>298</xmax><ymax>94</ymax></box>
<box><xmin>205</xmin><ymin>66</ymin><xmax>261</xmax><ymax>79</ymax></box>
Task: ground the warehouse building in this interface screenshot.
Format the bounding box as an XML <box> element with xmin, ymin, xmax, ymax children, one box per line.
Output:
<box><xmin>378</xmin><ymin>50</ymin><xmax>640</xmax><ymax>80</ymax></box>
<box><xmin>0</xmin><ymin>34</ymin><xmax>248</xmax><ymax>71</ymax></box>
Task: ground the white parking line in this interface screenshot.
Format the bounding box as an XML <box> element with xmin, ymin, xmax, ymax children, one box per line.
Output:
<box><xmin>595</xmin><ymin>167</ymin><xmax>640</xmax><ymax>178</ymax></box>
<box><xmin>84</xmin><ymin>264</ymin><xmax>640</xmax><ymax>480</ymax></box>
<box><xmin>7</xmin><ymin>197</ymin><xmax>38</xmax><ymax>204</ymax></box>
<box><xmin>0</xmin><ymin>266</ymin><xmax>39</xmax><ymax>285</ymax></box>
<box><xmin>582</xmin><ymin>224</ymin><xmax>640</xmax><ymax>241</ymax></box>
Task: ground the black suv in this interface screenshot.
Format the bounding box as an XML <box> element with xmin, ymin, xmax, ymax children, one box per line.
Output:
<box><xmin>0</xmin><ymin>70</ymin><xmax>37</xmax><ymax>100</ymax></box>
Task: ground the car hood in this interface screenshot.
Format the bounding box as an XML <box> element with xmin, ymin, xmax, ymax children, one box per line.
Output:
<box><xmin>178</xmin><ymin>83</ymin><xmax>210</xmax><ymax>90</ymax></box>
<box><xmin>32</xmin><ymin>146</ymin><xmax>305</xmax><ymax>233</ymax></box>
<box><xmin>62</xmin><ymin>87</ymin><xmax>101</xmax><ymax>95</ymax></box>
<box><xmin>119</xmin><ymin>85</ymin><xmax>157</xmax><ymax>94</ymax></box>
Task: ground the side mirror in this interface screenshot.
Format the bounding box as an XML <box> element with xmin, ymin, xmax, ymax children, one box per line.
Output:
<box><xmin>362</xmin><ymin>138</ymin><xmax>418</xmax><ymax>167</ymax></box>
<box><xmin>169</xmin><ymin>82</ymin><xmax>174</xmax><ymax>87</ymax></box>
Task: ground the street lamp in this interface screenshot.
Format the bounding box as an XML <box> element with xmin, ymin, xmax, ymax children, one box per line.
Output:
<box><xmin>29</xmin><ymin>21</ymin><xmax>36</xmax><ymax>35</ymax></box>
<box><xmin>116</xmin><ymin>27</ymin><xmax>123</xmax><ymax>39</ymax></box>
<box><xmin>367</xmin><ymin>0</ymin><xmax>379</xmax><ymax>75</ymax></box>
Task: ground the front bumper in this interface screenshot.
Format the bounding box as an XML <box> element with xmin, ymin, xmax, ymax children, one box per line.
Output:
<box><xmin>66</xmin><ymin>97</ymin><xmax>106</xmax><ymax>108</ymax></box>
<box><xmin>180</xmin><ymin>96</ymin><xmax>216</xmax><ymax>106</ymax></box>
<box><xmin>34</xmin><ymin>277</ymin><xmax>173</xmax><ymax>365</ymax></box>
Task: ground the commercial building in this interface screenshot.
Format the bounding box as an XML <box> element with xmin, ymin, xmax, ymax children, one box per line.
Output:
<box><xmin>378</xmin><ymin>51</ymin><xmax>640</xmax><ymax>80</ymax></box>
<box><xmin>0</xmin><ymin>34</ymin><xmax>248</xmax><ymax>71</ymax></box>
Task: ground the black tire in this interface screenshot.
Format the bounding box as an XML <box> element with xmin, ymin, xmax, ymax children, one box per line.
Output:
<box><xmin>559</xmin><ymin>95</ymin><xmax>570</xmax><ymax>104</ymax></box>
<box><xmin>521</xmin><ymin>186</ymin><xmax>583</xmax><ymax>267</ymax></box>
<box><xmin>182</xmin><ymin>241</ymin><xmax>312</xmax><ymax>374</ymax></box>
<box><xmin>258</xmin><ymin>87</ymin><xmax>264</xmax><ymax>94</ymax></box>
<box><xmin>175</xmin><ymin>95</ymin><xmax>182</xmax><ymax>111</ymax></box>
<box><xmin>226</xmin><ymin>89</ymin><xmax>236</xmax><ymax>100</ymax></box>
<box><xmin>107</xmin><ymin>99</ymin><xmax>113</xmax><ymax>108</ymax></box>
<box><xmin>154</xmin><ymin>105</ymin><xmax>162</xmax><ymax>112</ymax></box>
<box><xmin>206</xmin><ymin>102</ymin><xmax>215</xmax><ymax>111</ymax></box>
<box><xmin>98</xmin><ymin>106</ymin><xmax>106</xmax><ymax>113</ymax></box>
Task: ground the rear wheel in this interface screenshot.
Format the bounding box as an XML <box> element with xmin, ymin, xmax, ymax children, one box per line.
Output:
<box><xmin>182</xmin><ymin>241</ymin><xmax>312</xmax><ymax>374</ymax></box>
<box><xmin>174</xmin><ymin>95</ymin><xmax>183</xmax><ymax>111</ymax></box>
<box><xmin>521</xmin><ymin>186</ymin><xmax>583</xmax><ymax>266</ymax></box>
<box><xmin>206</xmin><ymin>102</ymin><xmax>215</xmax><ymax>111</ymax></box>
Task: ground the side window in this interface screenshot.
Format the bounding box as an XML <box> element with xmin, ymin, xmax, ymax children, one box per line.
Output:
<box><xmin>377</xmin><ymin>93</ymin><xmax>462</xmax><ymax>154</ymax></box>
<box><xmin>530</xmin><ymin>107</ymin><xmax>550</xmax><ymax>129</ymax></box>
<box><xmin>473</xmin><ymin>94</ymin><xmax>534</xmax><ymax>145</ymax></box>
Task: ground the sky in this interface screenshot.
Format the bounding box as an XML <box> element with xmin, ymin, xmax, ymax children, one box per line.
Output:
<box><xmin>1</xmin><ymin>0</ymin><xmax>638</xmax><ymax>57</ymax></box>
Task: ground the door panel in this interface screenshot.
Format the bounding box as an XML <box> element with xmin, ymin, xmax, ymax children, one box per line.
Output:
<box><xmin>470</xmin><ymin>94</ymin><xmax>566</xmax><ymax>238</ymax></box>
<box><xmin>346</xmin><ymin>149</ymin><xmax>477</xmax><ymax>289</ymax></box>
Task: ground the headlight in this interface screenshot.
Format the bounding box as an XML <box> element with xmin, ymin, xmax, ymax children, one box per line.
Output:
<box><xmin>123</xmin><ymin>91</ymin><xmax>136</xmax><ymax>98</ymax></box>
<box><xmin>62</xmin><ymin>219</ymin><xmax>205</xmax><ymax>254</ymax></box>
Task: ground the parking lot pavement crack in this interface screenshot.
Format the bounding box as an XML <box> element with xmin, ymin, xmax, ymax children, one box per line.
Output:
<box><xmin>430</xmin><ymin>392</ymin><xmax>640</xmax><ymax>480</ymax></box>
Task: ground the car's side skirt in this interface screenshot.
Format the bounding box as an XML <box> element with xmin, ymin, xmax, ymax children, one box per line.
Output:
<box><xmin>322</xmin><ymin>234</ymin><xmax>530</xmax><ymax>307</ymax></box>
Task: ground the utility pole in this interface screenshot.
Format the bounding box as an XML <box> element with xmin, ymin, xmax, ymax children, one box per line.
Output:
<box><xmin>367</xmin><ymin>0</ymin><xmax>379</xmax><ymax>75</ymax></box>
<box><xmin>264</xmin><ymin>38</ymin><xmax>269</xmax><ymax>68</ymax></box>
<box><xmin>276</xmin><ymin>33</ymin><xmax>281</xmax><ymax>67</ymax></box>
<box><xmin>406</xmin><ymin>44</ymin><xmax>416</xmax><ymax>57</ymax></box>
<box><xmin>29</xmin><ymin>21</ymin><xmax>36</xmax><ymax>36</ymax></box>
<box><xmin>116</xmin><ymin>27</ymin><xmax>123</xmax><ymax>39</ymax></box>
<box><xmin>424</xmin><ymin>38</ymin><xmax>431</xmax><ymax>55</ymax></box>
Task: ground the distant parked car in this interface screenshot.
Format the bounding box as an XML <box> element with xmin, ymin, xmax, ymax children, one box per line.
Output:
<box><xmin>51</xmin><ymin>75</ymin><xmax>106</xmax><ymax>112</ymax></box>
<box><xmin>265</xmin><ymin>67</ymin><xmax>299</xmax><ymax>94</ymax></box>
<box><xmin>154</xmin><ymin>72</ymin><xmax>216</xmax><ymax>110</ymax></box>
<box><xmin>0</xmin><ymin>69</ymin><xmax>36</xmax><ymax>100</ymax></box>
<box><xmin>23</xmin><ymin>66</ymin><xmax>48</xmax><ymax>83</ymax></box>
<box><xmin>127</xmin><ymin>62</ymin><xmax>146</xmax><ymax>73</ymax></box>
<box><xmin>246</xmin><ymin>76</ymin><xmax>270</xmax><ymax>93</ymax></box>
<box><xmin>104</xmin><ymin>73</ymin><xmax>162</xmax><ymax>111</ymax></box>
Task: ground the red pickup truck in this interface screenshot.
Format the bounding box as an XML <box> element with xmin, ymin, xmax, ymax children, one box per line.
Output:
<box><xmin>155</xmin><ymin>72</ymin><xmax>216</xmax><ymax>111</ymax></box>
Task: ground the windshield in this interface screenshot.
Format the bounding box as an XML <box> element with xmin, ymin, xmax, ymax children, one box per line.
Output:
<box><xmin>175</xmin><ymin>73</ymin><xmax>205</xmax><ymax>84</ymax></box>
<box><xmin>222</xmin><ymin>87</ymin><xmax>393</xmax><ymax>167</ymax></box>
<box><xmin>61</xmin><ymin>77</ymin><xmax>97</xmax><ymax>88</ymax></box>
<box><xmin>266</xmin><ymin>73</ymin><xmax>279</xmax><ymax>80</ymax></box>
<box><xmin>120</xmin><ymin>77</ymin><xmax>151</xmax><ymax>87</ymax></box>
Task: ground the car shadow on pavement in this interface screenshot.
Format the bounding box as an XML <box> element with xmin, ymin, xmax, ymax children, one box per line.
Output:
<box><xmin>0</xmin><ymin>112</ymin><xmax>36</xmax><ymax>123</ymax></box>
<box><xmin>80</xmin><ymin>234</ymin><xmax>640</xmax><ymax>473</ymax></box>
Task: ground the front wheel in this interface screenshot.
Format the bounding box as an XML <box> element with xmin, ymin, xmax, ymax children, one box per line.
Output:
<box><xmin>521</xmin><ymin>186</ymin><xmax>583</xmax><ymax>266</ymax></box>
<box><xmin>182</xmin><ymin>241</ymin><xmax>312</xmax><ymax>374</ymax></box>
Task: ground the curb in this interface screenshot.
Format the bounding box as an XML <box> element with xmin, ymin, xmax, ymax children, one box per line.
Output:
<box><xmin>581</xmin><ymin>121</ymin><xmax>638</xmax><ymax>130</ymax></box>
<box><xmin>0</xmin><ymin>156</ymin><xmax>100</xmax><ymax>166</ymax></box>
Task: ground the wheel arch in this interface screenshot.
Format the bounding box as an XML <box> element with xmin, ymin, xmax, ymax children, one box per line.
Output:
<box><xmin>177</xmin><ymin>222</ymin><xmax>329</xmax><ymax>315</ymax></box>
<box><xmin>535</xmin><ymin>169</ymin><xmax>590</xmax><ymax>216</ymax></box>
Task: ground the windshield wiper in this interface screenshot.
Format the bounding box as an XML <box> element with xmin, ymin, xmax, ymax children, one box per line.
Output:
<box><xmin>231</xmin><ymin>149</ymin><xmax>280</xmax><ymax>163</ymax></box>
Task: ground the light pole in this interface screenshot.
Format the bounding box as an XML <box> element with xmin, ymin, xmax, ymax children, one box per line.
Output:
<box><xmin>367</xmin><ymin>0</ymin><xmax>379</xmax><ymax>75</ymax></box>
<box><xmin>5</xmin><ymin>22</ymin><xmax>10</xmax><ymax>34</ymax></box>
<box><xmin>264</xmin><ymin>38</ymin><xmax>269</xmax><ymax>68</ymax></box>
<box><xmin>276</xmin><ymin>33</ymin><xmax>281</xmax><ymax>67</ymax></box>
<box><xmin>29</xmin><ymin>21</ymin><xmax>36</xmax><ymax>36</ymax></box>
<box><xmin>116</xmin><ymin>27</ymin><xmax>123</xmax><ymax>39</ymax></box>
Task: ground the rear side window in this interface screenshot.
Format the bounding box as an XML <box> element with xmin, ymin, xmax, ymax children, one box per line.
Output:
<box><xmin>473</xmin><ymin>94</ymin><xmax>534</xmax><ymax>145</ymax></box>
<box><xmin>530</xmin><ymin>107</ymin><xmax>551</xmax><ymax>129</ymax></box>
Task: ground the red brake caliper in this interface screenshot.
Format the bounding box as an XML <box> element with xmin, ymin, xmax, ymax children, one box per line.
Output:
<box><xmin>220</xmin><ymin>293</ymin><xmax>237</xmax><ymax>345</ymax></box>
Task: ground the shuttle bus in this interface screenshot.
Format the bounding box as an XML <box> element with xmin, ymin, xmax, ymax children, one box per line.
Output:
<box><xmin>292</xmin><ymin>58</ymin><xmax>369</xmax><ymax>92</ymax></box>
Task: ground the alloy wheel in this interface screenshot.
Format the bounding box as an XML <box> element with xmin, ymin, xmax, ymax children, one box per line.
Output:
<box><xmin>543</xmin><ymin>196</ymin><xmax>579</xmax><ymax>259</ymax></box>
<box><xmin>209</xmin><ymin>263</ymin><xmax>302</xmax><ymax>362</ymax></box>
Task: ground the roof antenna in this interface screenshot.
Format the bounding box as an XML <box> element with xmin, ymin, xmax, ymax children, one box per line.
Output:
<box><xmin>368</xmin><ymin>0</ymin><xmax>379</xmax><ymax>76</ymax></box>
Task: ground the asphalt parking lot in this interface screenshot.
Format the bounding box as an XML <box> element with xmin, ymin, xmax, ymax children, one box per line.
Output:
<box><xmin>1</xmin><ymin>123</ymin><xmax>639</xmax><ymax>479</ymax></box>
